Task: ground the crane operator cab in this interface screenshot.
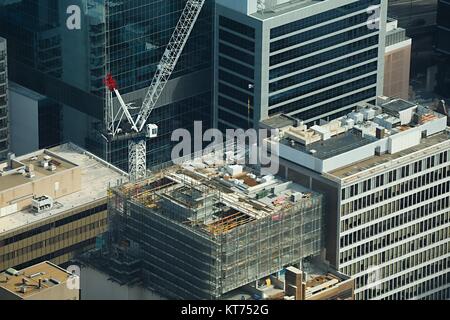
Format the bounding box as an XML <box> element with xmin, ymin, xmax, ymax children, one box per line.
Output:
<box><xmin>146</xmin><ymin>124</ymin><xmax>158</xmax><ymax>138</ymax></box>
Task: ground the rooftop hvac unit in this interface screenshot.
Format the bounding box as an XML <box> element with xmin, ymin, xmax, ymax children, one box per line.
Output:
<box><xmin>5</xmin><ymin>268</ymin><xmax>19</xmax><ymax>276</ymax></box>
<box><xmin>226</xmin><ymin>164</ymin><xmax>243</xmax><ymax>177</ymax></box>
<box><xmin>290</xmin><ymin>192</ymin><xmax>304</xmax><ymax>203</ymax></box>
<box><xmin>362</xmin><ymin>108</ymin><xmax>376</xmax><ymax>120</ymax></box>
<box><xmin>26</xmin><ymin>165</ymin><xmax>35</xmax><ymax>178</ymax></box>
<box><xmin>343</xmin><ymin>118</ymin><xmax>355</xmax><ymax>129</ymax></box>
<box><xmin>349</xmin><ymin>112</ymin><xmax>364</xmax><ymax>123</ymax></box>
<box><xmin>32</xmin><ymin>195</ymin><xmax>54</xmax><ymax>215</ymax></box>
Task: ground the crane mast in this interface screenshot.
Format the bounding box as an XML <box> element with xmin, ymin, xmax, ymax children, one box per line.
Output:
<box><xmin>105</xmin><ymin>0</ymin><xmax>206</xmax><ymax>181</ymax></box>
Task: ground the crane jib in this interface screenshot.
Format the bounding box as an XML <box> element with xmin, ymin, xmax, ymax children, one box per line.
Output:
<box><xmin>105</xmin><ymin>0</ymin><xmax>206</xmax><ymax>181</ymax></box>
<box><xmin>135</xmin><ymin>0</ymin><xmax>206</xmax><ymax>132</ymax></box>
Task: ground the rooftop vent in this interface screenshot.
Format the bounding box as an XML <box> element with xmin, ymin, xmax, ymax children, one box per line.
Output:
<box><xmin>26</xmin><ymin>164</ymin><xmax>35</xmax><ymax>178</ymax></box>
<box><xmin>30</xmin><ymin>272</ymin><xmax>45</xmax><ymax>279</ymax></box>
<box><xmin>40</xmin><ymin>160</ymin><xmax>49</xmax><ymax>169</ymax></box>
<box><xmin>5</xmin><ymin>268</ymin><xmax>19</xmax><ymax>276</ymax></box>
<box><xmin>7</xmin><ymin>152</ymin><xmax>15</xmax><ymax>168</ymax></box>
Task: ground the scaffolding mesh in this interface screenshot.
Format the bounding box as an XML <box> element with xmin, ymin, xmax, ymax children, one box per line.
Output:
<box><xmin>107</xmin><ymin>176</ymin><xmax>323</xmax><ymax>299</ymax></box>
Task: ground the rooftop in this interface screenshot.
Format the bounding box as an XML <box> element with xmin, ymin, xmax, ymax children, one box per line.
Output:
<box><xmin>328</xmin><ymin>131</ymin><xmax>450</xmax><ymax>180</ymax></box>
<box><xmin>114</xmin><ymin>148</ymin><xmax>320</xmax><ymax>236</ymax></box>
<box><xmin>251</xmin><ymin>0</ymin><xmax>321</xmax><ymax>20</ymax></box>
<box><xmin>0</xmin><ymin>150</ymin><xmax>77</xmax><ymax>192</ymax></box>
<box><xmin>0</xmin><ymin>261</ymin><xmax>74</xmax><ymax>298</ymax></box>
<box><xmin>223</xmin><ymin>258</ymin><xmax>352</xmax><ymax>300</ymax></box>
<box><xmin>264</xmin><ymin>98</ymin><xmax>449</xmax><ymax>177</ymax></box>
<box><xmin>0</xmin><ymin>143</ymin><xmax>128</xmax><ymax>234</ymax></box>
<box><xmin>289</xmin><ymin>262</ymin><xmax>348</xmax><ymax>299</ymax></box>
<box><xmin>281</xmin><ymin>129</ymin><xmax>375</xmax><ymax>160</ymax></box>
<box><xmin>260</xmin><ymin>114</ymin><xmax>298</xmax><ymax>129</ymax></box>
<box><xmin>382</xmin><ymin>98</ymin><xmax>417</xmax><ymax>113</ymax></box>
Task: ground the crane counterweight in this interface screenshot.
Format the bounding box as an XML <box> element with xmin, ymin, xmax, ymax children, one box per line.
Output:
<box><xmin>104</xmin><ymin>73</ymin><xmax>117</xmax><ymax>92</ymax></box>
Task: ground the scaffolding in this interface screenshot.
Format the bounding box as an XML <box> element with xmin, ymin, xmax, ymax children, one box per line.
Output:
<box><xmin>106</xmin><ymin>161</ymin><xmax>323</xmax><ymax>299</ymax></box>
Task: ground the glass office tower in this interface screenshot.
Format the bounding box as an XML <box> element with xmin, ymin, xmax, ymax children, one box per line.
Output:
<box><xmin>214</xmin><ymin>0</ymin><xmax>387</xmax><ymax>129</ymax></box>
<box><xmin>0</xmin><ymin>0</ymin><xmax>213</xmax><ymax>170</ymax></box>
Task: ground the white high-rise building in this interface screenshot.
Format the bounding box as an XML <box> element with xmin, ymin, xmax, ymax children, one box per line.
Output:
<box><xmin>214</xmin><ymin>0</ymin><xmax>388</xmax><ymax>131</ymax></box>
<box><xmin>264</xmin><ymin>98</ymin><xmax>450</xmax><ymax>300</ymax></box>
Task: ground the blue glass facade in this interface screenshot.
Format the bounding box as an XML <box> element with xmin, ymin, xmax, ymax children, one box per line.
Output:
<box><xmin>106</xmin><ymin>0</ymin><xmax>213</xmax><ymax>95</ymax></box>
<box><xmin>267</xmin><ymin>0</ymin><xmax>382</xmax><ymax>122</ymax></box>
<box><xmin>0</xmin><ymin>0</ymin><xmax>214</xmax><ymax>170</ymax></box>
<box><xmin>216</xmin><ymin>0</ymin><xmax>385</xmax><ymax>130</ymax></box>
<box><xmin>270</xmin><ymin>0</ymin><xmax>383</xmax><ymax>39</ymax></box>
<box><xmin>437</xmin><ymin>0</ymin><xmax>450</xmax><ymax>54</ymax></box>
<box><xmin>216</xmin><ymin>15</ymin><xmax>255</xmax><ymax>131</ymax></box>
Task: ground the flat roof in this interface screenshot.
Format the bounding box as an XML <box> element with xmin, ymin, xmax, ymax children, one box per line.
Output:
<box><xmin>0</xmin><ymin>143</ymin><xmax>128</xmax><ymax>235</ymax></box>
<box><xmin>115</xmin><ymin>147</ymin><xmax>320</xmax><ymax>236</ymax></box>
<box><xmin>328</xmin><ymin>132</ymin><xmax>450</xmax><ymax>180</ymax></box>
<box><xmin>260</xmin><ymin>114</ymin><xmax>298</xmax><ymax>129</ymax></box>
<box><xmin>382</xmin><ymin>99</ymin><xmax>417</xmax><ymax>113</ymax></box>
<box><xmin>251</xmin><ymin>0</ymin><xmax>321</xmax><ymax>20</ymax></box>
<box><xmin>0</xmin><ymin>151</ymin><xmax>77</xmax><ymax>192</ymax></box>
<box><xmin>0</xmin><ymin>261</ymin><xmax>72</xmax><ymax>298</ymax></box>
<box><xmin>271</xmin><ymin>98</ymin><xmax>448</xmax><ymax>176</ymax></box>
<box><xmin>281</xmin><ymin>129</ymin><xmax>375</xmax><ymax>160</ymax></box>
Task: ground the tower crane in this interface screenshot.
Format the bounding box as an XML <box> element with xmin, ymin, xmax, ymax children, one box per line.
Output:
<box><xmin>104</xmin><ymin>0</ymin><xmax>206</xmax><ymax>181</ymax></box>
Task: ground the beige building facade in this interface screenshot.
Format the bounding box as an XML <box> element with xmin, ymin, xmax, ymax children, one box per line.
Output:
<box><xmin>0</xmin><ymin>143</ymin><xmax>128</xmax><ymax>272</ymax></box>
<box><xmin>383</xmin><ymin>19</ymin><xmax>412</xmax><ymax>100</ymax></box>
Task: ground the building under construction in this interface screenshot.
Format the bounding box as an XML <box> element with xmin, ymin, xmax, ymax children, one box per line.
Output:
<box><xmin>106</xmin><ymin>150</ymin><xmax>324</xmax><ymax>299</ymax></box>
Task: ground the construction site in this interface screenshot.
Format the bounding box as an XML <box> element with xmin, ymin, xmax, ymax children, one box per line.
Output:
<box><xmin>105</xmin><ymin>146</ymin><xmax>324</xmax><ymax>299</ymax></box>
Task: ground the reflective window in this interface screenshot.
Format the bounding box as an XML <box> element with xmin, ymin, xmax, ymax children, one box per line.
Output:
<box><xmin>270</xmin><ymin>0</ymin><xmax>381</xmax><ymax>39</ymax></box>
